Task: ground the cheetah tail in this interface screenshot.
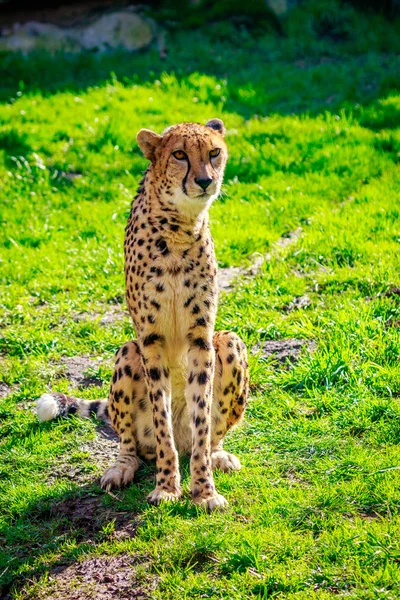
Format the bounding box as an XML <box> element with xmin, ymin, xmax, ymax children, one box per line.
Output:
<box><xmin>36</xmin><ymin>392</ymin><xmax>109</xmax><ymax>423</ymax></box>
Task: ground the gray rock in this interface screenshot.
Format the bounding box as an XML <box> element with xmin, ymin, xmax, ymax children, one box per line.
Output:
<box><xmin>80</xmin><ymin>12</ymin><xmax>154</xmax><ymax>52</ymax></box>
<box><xmin>0</xmin><ymin>21</ymin><xmax>78</xmax><ymax>53</ymax></box>
<box><xmin>0</xmin><ymin>382</ymin><xmax>12</xmax><ymax>398</ymax></box>
<box><xmin>0</xmin><ymin>11</ymin><xmax>155</xmax><ymax>53</ymax></box>
<box><xmin>266</xmin><ymin>0</ymin><xmax>299</xmax><ymax>16</ymax></box>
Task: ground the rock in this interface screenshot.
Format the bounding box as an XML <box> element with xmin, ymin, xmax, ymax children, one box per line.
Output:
<box><xmin>0</xmin><ymin>11</ymin><xmax>155</xmax><ymax>53</ymax></box>
<box><xmin>0</xmin><ymin>21</ymin><xmax>79</xmax><ymax>53</ymax></box>
<box><xmin>0</xmin><ymin>382</ymin><xmax>12</xmax><ymax>398</ymax></box>
<box><xmin>80</xmin><ymin>12</ymin><xmax>153</xmax><ymax>52</ymax></box>
<box><xmin>266</xmin><ymin>0</ymin><xmax>299</xmax><ymax>16</ymax></box>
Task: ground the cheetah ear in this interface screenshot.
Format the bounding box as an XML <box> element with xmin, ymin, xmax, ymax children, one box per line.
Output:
<box><xmin>137</xmin><ymin>129</ymin><xmax>162</xmax><ymax>161</ymax></box>
<box><xmin>206</xmin><ymin>118</ymin><xmax>225</xmax><ymax>137</ymax></box>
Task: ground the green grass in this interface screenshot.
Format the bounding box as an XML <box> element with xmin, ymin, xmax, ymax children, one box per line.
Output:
<box><xmin>1</xmin><ymin>2</ymin><xmax>400</xmax><ymax>598</ymax></box>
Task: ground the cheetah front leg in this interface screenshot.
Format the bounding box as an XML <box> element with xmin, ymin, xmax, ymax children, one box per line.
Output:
<box><xmin>140</xmin><ymin>338</ymin><xmax>181</xmax><ymax>505</ymax></box>
<box><xmin>186</xmin><ymin>335</ymin><xmax>227</xmax><ymax>511</ymax></box>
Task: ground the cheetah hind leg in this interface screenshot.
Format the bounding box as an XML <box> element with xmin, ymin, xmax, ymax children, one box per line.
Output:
<box><xmin>100</xmin><ymin>341</ymin><xmax>145</xmax><ymax>490</ymax></box>
<box><xmin>211</xmin><ymin>331</ymin><xmax>249</xmax><ymax>474</ymax></box>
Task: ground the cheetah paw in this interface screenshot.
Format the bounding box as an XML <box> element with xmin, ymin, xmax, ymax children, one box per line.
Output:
<box><xmin>100</xmin><ymin>460</ymin><xmax>138</xmax><ymax>490</ymax></box>
<box><xmin>147</xmin><ymin>487</ymin><xmax>182</xmax><ymax>506</ymax></box>
<box><xmin>212</xmin><ymin>450</ymin><xmax>242</xmax><ymax>472</ymax></box>
<box><xmin>194</xmin><ymin>493</ymin><xmax>228</xmax><ymax>512</ymax></box>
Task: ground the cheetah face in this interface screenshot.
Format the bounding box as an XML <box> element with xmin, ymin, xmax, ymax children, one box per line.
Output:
<box><xmin>137</xmin><ymin>119</ymin><xmax>228</xmax><ymax>218</ymax></box>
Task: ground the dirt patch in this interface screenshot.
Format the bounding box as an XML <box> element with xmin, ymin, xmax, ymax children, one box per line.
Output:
<box><xmin>0</xmin><ymin>382</ymin><xmax>13</xmax><ymax>398</ymax></box>
<box><xmin>387</xmin><ymin>319</ymin><xmax>400</xmax><ymax>328</ymax></box>
<box><xmin>50</xmin><ymin>494</ymin><xmax>137</xmax><ymax>542</ymax></box>
<box><xmin>275</xmin><ymin>227</ymin><xmax>302</xmax><ymax>249</ymax></box>
<box><xmin>82</xmin><ymin>425</ymin><xmax>120</xmax><ymax>471</ymax></box>
<box><xmin>367</xmin><ymin>287</ymin><xmax>400</xmax><ymax>302</ymax></box>
<box><xmin>283</xmin><ymin>295</ymin><xmax>311</xmax><ymax>312</ymax></box>
<box><xmin>358</xmin><ymin>510</ymin><xmax>383</xmax><ymax>521</ymax></box>
<box><xmin>72</xmin><ymin>307</ymin><xmax>129</xmax><ymax>326</ymax></box>
<box><xmin>48</xmin><ymin>423</ymin><xmax>119</xmax><ymax>485</ymax></box>
<box><xmin>382</xmin><ymin>287</ymin><xmax>400</xmax><ymax>299</ymax></box>
<box><xmin>99</xmin><ymin>307</ymin><xmax>130</xmax><ymax>326</ymax></box>
<box><xmin>217</xmin><ymin>266</ymin><xmax>243</xmax><ymax>292</ymax></box>
<box><xmin>32</xmin><ymin>554</ymin><xmax>156</xmax><ymax>599</ymax></box>
<box><xmin>282</xmin><ymin>468</ymin><xmax>311</xmax><ymax>486</ymax></box>
<box><xmin>56</xmin><ymin>356</ymin><xmax>104</xmax><ymax>387</ymax></box>
<box><xmin>251</xmin><ymin>338</ymin><xmax>316</xmax><ymax>366</ymax></box>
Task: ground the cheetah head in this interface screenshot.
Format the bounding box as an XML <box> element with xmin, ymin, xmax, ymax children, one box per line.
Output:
<box><xmin>137</xmin><ymin>119</ymin><xmax>228</xmax><ymax>219</ymax></box>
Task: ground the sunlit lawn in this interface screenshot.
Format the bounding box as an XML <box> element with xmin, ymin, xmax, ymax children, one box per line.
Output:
<box><xmin>1</xmin><ymin>4</ymin><xmax>400</xmax><ymax>598</ymax></box>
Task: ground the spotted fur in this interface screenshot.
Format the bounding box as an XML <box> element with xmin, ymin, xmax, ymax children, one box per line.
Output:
<box><xmin>37</xmin><ymin>119</ymin><xmax>249</xmax><ymax>511</ymax></box>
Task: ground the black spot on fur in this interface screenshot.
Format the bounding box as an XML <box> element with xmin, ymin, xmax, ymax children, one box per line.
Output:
<box><xmin>124</xmin><ymin>364</ymin><xmax>133</xmax><ymax>377</ymax></box>
<box><xmin>150</xmin><ymin>266</ymin><xmax>164</xmax><ymax>277</ymax></box>
<box><xmin>149</xmin><ymin>368</ymin><xmax>161</xmax><ymax>381</ymax></box>
<box><xmin>192</xmin><ymin>337</ymin><xmax>211</xmax><ymax>351</ymax></box>
<box><xmin>198</xmin><ymin>371</ymin><xmax>208</xmax><ymax>385</ymax></box>
<box><xmin>156</xmin><ymin>237</ymin><xmax>169</xmax><ymax>256</ymax></box>
<box><xmin>143</xmin><ymin>333</ymin><xmax>164</xmax><ymax>347</ymax></box>
<box><xmin>184</xmin><ymin>295</ymin><xmax>195</xmax><ymax>307</ymax></box>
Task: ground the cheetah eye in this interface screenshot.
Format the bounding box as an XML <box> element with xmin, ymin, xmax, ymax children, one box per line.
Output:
<box><xmin>172</xmin><ymin>150</ymin><xmax>187</xmax><ymax>161</ymax></box>
<box><xmin>209</xmin><ymin>148</ymin><xmax>220</xmax><ymax>158</ymax></box>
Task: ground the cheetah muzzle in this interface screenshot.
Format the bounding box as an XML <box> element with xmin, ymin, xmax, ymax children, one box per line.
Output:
<box><xmin>37</xmin><ymin>118</ymin><xmax>249</xmax><ymax>511</ymax></box>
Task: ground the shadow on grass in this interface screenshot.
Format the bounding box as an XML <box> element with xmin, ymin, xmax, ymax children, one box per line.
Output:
<box><xmin>0</xmin><ymin>421</ymin><xmax>199</xmax><ymax>598</ymax></box>
<box><xmin>1</xmin><ymin>35</ymin><xmax>399</xmax><ymax>123</ymax></box>
<box><xmin>0</xmin><ymin>478</ymin><xmax>150</xmax><ymax>598</ymax></box>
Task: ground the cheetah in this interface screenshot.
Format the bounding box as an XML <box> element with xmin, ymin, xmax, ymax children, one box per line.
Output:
<box><xmin>37</xmin><ymin>118</ymin><xmax>249</xmax><ymax>511</ymax></box>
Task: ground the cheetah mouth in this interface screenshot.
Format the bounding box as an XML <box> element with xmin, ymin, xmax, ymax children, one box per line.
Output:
<box><xmin>193</xmin><ymin>191</ymin><xmax>212</xmax><ymax>200</ymax></box>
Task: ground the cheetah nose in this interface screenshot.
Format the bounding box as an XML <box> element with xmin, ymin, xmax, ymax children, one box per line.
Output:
<box><xmin>195</xmin><ymin>177</ymin><xmax>213</xmax><ymax>191</ymax></box>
